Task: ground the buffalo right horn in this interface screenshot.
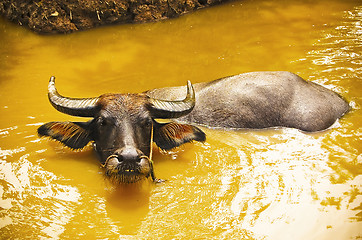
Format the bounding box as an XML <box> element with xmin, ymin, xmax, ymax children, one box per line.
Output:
<box><xmin>48</xmin><ymin>76</ymin><xmax>99</xmax><ymax>117</ymax></box>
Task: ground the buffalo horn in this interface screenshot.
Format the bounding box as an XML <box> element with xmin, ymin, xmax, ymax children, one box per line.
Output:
<box><xmin>48</xmin><ymin>76</ymin><xmax>99</xmax><ymax>117</ymax></box>
<box><xmin>148</xmin><ymin>80</ymin><xmax>195</xmax><ymax>119</ymax></box>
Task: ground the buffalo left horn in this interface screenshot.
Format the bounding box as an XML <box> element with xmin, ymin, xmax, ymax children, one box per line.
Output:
<box><xmin>48</xmin><ymin>76</ymin><xmax>99</xmax><ymax>117</ymax></box>
<box><xmin>148</xmin><ymin>80</ymin><xmax>195</xmax><ymax>119</ymax></box>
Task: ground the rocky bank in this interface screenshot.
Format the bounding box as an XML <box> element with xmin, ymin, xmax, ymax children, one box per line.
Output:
<box><xmin>0</xmin><ymin>0</ymin><xmax>230</xmax><ymax>34</ymax></box>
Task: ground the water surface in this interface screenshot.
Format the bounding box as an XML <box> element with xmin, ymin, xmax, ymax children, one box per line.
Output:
<box><xmin>0</xmin><ymin>0</ymin><xmax>361</xmax><ymax>239</ymax></box>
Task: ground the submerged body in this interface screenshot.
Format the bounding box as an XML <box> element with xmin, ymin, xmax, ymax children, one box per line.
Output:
<box><xmin>147</xmin><ymin>71</ymin><xmax>349</xmax><ymax>132</ymax></box>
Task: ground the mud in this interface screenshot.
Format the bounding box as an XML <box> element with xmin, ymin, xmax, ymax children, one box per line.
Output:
<box><xmin>0</xmin><ymin>0</ymin><xmax>230</xmax><ymax>34</ymax></box>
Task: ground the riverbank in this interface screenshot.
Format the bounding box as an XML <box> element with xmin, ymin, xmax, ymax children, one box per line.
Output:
<box><xmin>0</xmin><ymin>0</ymin><xmax>229</xmax><ymax>34</ymax></box>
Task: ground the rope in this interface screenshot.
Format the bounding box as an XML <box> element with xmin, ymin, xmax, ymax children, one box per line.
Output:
<box><xmin>101</xmin><ymin>154</ymin><xmax>118</xmax><ymax>168</ymax></box>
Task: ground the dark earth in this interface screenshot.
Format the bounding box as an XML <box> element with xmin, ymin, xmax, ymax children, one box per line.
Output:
<box><xmin>0</xmin><ymin>0</ymin><xmax>230</xmax><ymax>34</ymax></box>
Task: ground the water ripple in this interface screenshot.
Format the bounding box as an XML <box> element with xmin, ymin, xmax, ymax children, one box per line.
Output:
<box><xmin>0</xmin><ymin>154</ymin><xmax>80</xmax><ymax>239</ymax></box>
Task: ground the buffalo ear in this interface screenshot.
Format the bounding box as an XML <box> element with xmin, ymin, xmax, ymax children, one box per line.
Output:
<box><xmin>153</xmin><ymin>121</ymin><xmax>206</xmax><ymax>151</ymax></box>
<box><xmin>37</xmin><ymin>121</ymin><xmax>92</xmax><ymax>150</ymax></box>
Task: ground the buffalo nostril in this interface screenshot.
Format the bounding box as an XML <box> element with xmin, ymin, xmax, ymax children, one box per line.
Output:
<box><xmin>116</xmin><ymin>147</ymin><xmax>140</xmax><ymax>162</ymax></box>
<box><xmin>135</xmin><ymin>157</ymin><xmax>143</xmax><ymax>163</ymax></box>
<box><xmin>107</xmin><ymin>157</ymin><xmax>119</xmax><ymax>167</ymax></box>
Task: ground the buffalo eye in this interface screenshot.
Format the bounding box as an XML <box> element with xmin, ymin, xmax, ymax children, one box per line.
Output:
<box><xmin>144</xmin><ymin>118</ymin><xmax>152</xmax><ymax>127</ymax></box>
<box><xmin>139</xmin><ymin>117</ymin><xmax>152</xmax><ymax>129</ymax></box>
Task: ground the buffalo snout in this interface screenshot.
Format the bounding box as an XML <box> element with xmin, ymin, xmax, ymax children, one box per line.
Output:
<box><xmin>104</xmin><ymin>148</ymin><xmax>152</xmax><ymax>184</ymax></box>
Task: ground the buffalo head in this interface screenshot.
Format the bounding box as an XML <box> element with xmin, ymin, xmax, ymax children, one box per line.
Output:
<box><xmin>38</xmin><ymin>77</ymin><xmax>206</xmax><ymax>184</ymax></box>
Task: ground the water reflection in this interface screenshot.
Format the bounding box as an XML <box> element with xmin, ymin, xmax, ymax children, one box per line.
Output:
<box><xmin>0</xmin><ymin>0</ymin><xmax>361</xmax><ymax>239</ymax></box>
<box><xmin>106</xmin><ymin>185</ymin><xmax>151</xmax><ymax>235</ymax></box>
<box><xmin>0</xmin><ymin>153</ymin><xmax>80</xmax><ymax>239</ymax></box>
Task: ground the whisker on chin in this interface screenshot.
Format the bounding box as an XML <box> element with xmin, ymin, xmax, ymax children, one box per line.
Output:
<box><xmin>101</xmin><ymin>154</ymin><xmax>153</xmax><ymax>184</ymax></box>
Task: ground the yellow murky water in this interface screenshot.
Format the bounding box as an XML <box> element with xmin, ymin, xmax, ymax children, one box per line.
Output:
<box><xmin>1</xmin><ymin>0</ymin><xmax>361</xmax><ymax>239</ymax></box>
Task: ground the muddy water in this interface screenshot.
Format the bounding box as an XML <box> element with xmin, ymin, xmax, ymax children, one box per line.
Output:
<box><xmin>0</xmin><ymin>0</ymin><xmax>361</xmax><ymax>239</ymax></box>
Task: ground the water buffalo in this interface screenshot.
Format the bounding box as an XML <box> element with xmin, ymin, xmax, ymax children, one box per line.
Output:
<box><xmin>38</xmin><ymin>71</ymin><xmax>349</xmax><ymax>183</ymax></box>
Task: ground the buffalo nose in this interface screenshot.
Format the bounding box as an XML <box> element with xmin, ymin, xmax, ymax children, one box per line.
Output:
<box><xmin>116</xmin><ymin>147</ymin><xmax>140</xmax><ymax>162</ymax></box>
